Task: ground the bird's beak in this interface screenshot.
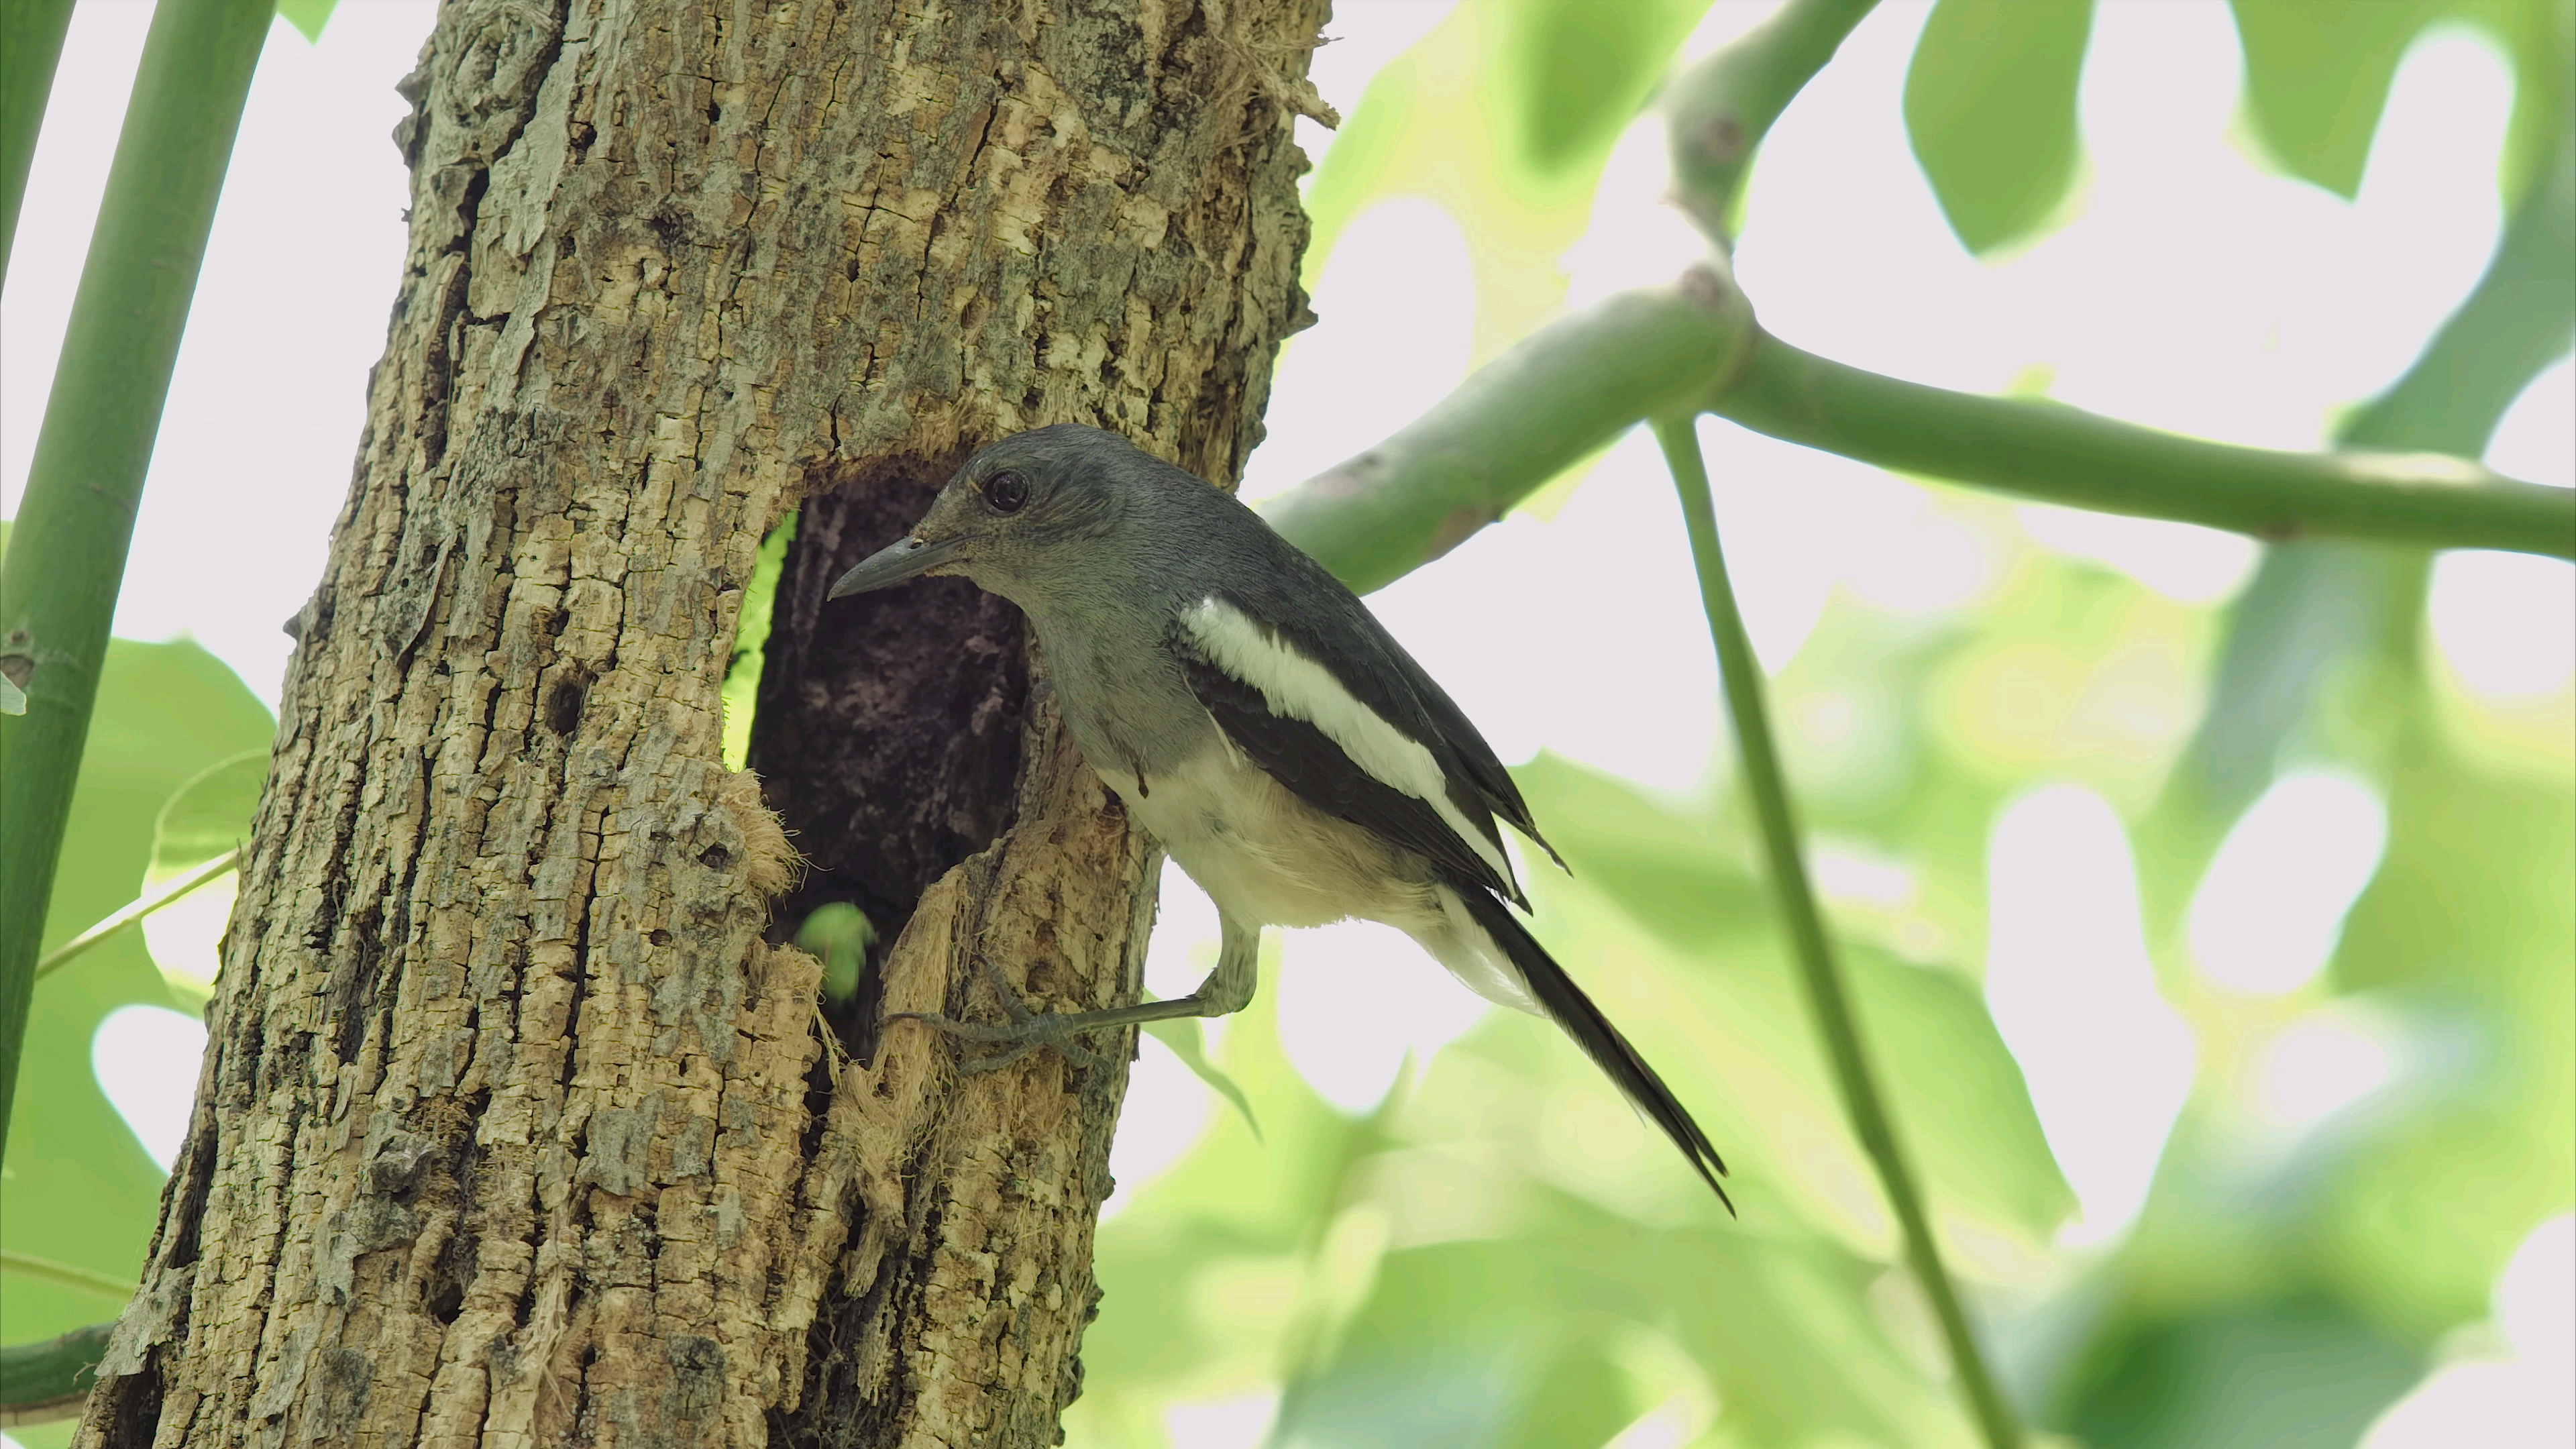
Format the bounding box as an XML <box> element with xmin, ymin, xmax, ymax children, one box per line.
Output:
<box><xmin>826</xmin><ymin>534</ymin><xmax>967</xmax><ymax>599</ymax></box>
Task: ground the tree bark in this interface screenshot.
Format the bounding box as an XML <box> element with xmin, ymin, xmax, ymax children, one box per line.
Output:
<box><xmin>74</xmin><ymin>0</ymin><xmax>1320</xmax><ymax>1443</ymax></box>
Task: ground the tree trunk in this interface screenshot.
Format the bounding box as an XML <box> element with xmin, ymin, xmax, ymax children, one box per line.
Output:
<box><xmin>74</xmin><ymin>0</ymin><xmax>1320</xmax><ymax>1442</ymax></box>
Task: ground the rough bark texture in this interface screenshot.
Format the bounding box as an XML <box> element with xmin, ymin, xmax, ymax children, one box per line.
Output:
<box><xmin>74</xmin><ymin>0</ymin><xmax>1320</xmax><ymax>1444</ymax></box>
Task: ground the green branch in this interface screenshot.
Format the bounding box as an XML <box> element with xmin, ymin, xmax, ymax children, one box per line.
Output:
<box><xmin>2163</xmin><ymin>123</ymin><xmax>2575</xmax><ymax>830</ymax></box>
<box><xmin>1653</xmin><ymin>415</ymin><xmax>2022</xmax><ymax>1449</ymax></box>
<box><xmin>1259</xmin><ymin>0</ymin><xmax>2565</xmax><ymax>598</ymax></box>
<box><xmin>0</xmin><ymin>1321</ymin><xmax>113</xmax><ymax>1428</ymax></box>
<box><xmin>1664</xmin><ymin>0</ymin><xmax>1881</xmax><ymax>243</ymax></box>
<box><xmin>0</xmin><ymin>0</ymin><xmax>76</xmax><ymax>288</ymax></box>
<box><xmin>1265</xmin><ymin>268</ymin><xmax>2572</xmax><ymax>594</ymax></box>
<box><xmin>32</xmin><ymin>848</ymin><xmax>241</xmax><ymax>983</ymax></box>
<box><xmin>1265</xmin><ymin>0</ymin><xmax>1868</xmax><ymax>592</ymax></box>
<box><xmin>0</xmin><ymin>1250</ymin><xmax>134</xmax><ymax>1302</ymax></box>
<box><xmin>1263</xmin><ymin>275</ymin><xmax>1756</xmax><ymax>594</ymax></box>
<box><xmin>2345</xmin><ymin>122</ymin><xmax>2574</xmax><ymax>458</ymax></box>
<box><xmin>0</xmin><ymin>1257</ymin><xmax>131</xmax><ymax>1424</ymax></box>
<box><xmin>0</xmin><ymin>0</ymin><xmax>273</xmax><ymax>1160</ymax></box>
<box><xmin>1711</xmin><ymin>333</ymin><xmax>2574</xmax><ymax>557</ymax></box>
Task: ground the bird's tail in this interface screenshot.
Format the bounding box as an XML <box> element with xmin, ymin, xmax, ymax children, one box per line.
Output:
<box><xmin>1444</xmin><ymin>881</ymin><xmax>1734</xmax><ymax>1214</ymax></box>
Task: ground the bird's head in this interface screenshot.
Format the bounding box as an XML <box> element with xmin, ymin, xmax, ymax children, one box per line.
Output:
<box><xmin>826</xmin><ymin>424</ymin><xmax>1158</xmax><ymax>606</ymax></box>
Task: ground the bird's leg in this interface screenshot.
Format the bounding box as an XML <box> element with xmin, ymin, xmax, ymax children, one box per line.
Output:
<box><xmin>890</xmin><ymin>916</ymin><xmax>1262</xmax><ymax>1072</ymax></box>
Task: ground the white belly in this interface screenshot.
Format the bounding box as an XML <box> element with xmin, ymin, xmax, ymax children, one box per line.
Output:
<box><xmin>1094</xmin><ymin>744</ymin><xmax>1542</xmax><ymax>1017</ymax></box>
<box><xmin>1099</xmin><ymin>744</ymin><xmax>1436</xmax><ymax>932</ymax></box>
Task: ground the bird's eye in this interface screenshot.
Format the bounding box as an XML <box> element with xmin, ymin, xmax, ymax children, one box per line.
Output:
<box><xmin>983</xmin><ymin>470</ymin><xmax>1030</xmax><ymax>514</ymax></box>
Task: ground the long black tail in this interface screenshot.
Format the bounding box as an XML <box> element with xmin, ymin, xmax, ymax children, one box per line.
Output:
<box><xmin>1448</xmin><ymin>881</ymin><xmax>1733</xmax><ymax>1215</ymax></box>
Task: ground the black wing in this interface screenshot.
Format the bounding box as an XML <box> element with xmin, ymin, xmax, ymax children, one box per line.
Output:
<box><xmin>1177</xmin><ymin>649</ymin><xmax>1528</xmax><ymax>908</ymax></box>
<box><xmin>1214</xmin><ymin>565</ymin><xmax>1565</xmax><ymax>874</ymax></box>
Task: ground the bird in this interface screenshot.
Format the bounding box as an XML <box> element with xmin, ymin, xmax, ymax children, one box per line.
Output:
<box><xmin>829</xmin><ymin>423</ymin><xmax>1731</xmax><ymax>1212</ymax></box>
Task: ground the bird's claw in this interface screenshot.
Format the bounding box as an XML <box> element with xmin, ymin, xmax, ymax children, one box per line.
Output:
<box><xmin>888</xmin><ymin>955</ymin><xmax>1110</xmax><ymax>1073</ymax></box>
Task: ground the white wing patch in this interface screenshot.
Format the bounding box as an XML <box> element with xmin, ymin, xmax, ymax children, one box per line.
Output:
<box><xmin>1181</xmin><ymin>596</ymin><xmax>1519</xmax><ymax>894</ymax></box>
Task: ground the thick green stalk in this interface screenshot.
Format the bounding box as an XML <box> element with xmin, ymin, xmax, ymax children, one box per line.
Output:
<box><xmin>1262</xmin><ymin>0</ymin><xmax>2563</xmax><ymax>596</ymax></box>
<box><xmin>0</xmin><ymin>0</ymin><xmax>272</xmax><ymax>1159</ymax></box>
<box><xmin>1263</xmin><ymin>272</ymin><xmax>2571</xmax><ymax>594</ymax></box>
<box><xmin>0</xmin><ymin>1321</ymin><xmax>113</xmax><ymax>1428</ymax></box>
<box><xmin>0</xmin><ymin>0</ymin><xmax>77</xmax><ymax>288</ymax></box>
<box><xmin>2164</xmin><ymin>123</ymin><xmax>2575</xmax><ymax>831</ymax></box>
<box><xmin>2347</xmin><ymin>123</ymin><xmax>2574</xmax><ymax>459</ymax></box>
<box><xmin>1713</xmin><ymin>333</ymin><xmax>2573</xmax><ymax>557</ymax></box>
<box><xmin>1267</xmin><ymin>0</ymin><xmax>1872</xmax><ymax>593</ymax></box>
<box><xmin>1264</xmin><ymin>272</ymin><xmax>1756</xmax><ymax>594</ymax></box>
<box><xmin>1652</xmin><ymin>415</ymin><xmax>2023</xmax><ymax>1449</ymax></box>
<box><xmin>1665</xmin><ymin>0</ymin><xmax>1880</xmax><ymax>242</ymax></box>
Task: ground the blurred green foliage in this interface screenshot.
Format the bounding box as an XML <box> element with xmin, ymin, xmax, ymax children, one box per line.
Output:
<box><xmin>796</xmin><ymin>900</ymin><xmax>876</xmax><ymax>1005</ymax></box>
<box><xmin>148</xmin><ymin>751</ymin><xmax>264</xmax><ymax>883</ymax></box>
<box><xmin>273</xmin><ymin>0</ymin><xmax>337</xmax><ymax>45</ymax></box>
<box><xmin>1</xmin><ymin>643</ymin><xmax>270</xmax><ymax>1395</ymax></box>
<box><xmin>5</xmin><ymin>1</ymin><xmax>2569</xmax><ymax>1445</ymax></box>
<box><xmin>1301</xmin><ymin>0</ymin><xmax>1707</xmax><ymax>362</ymax></box>
<box><xmin>1902</xmin><ymin>0</ymin><xmax>2575</xmax><ymax>255</ymax></box>
<box><xmin>1904</xmin><ymin>0</ymin><xmax>2094</xmax><ymax>256</ymax></box>
<box><xmin>1505</xmin><ymin>0</ymin><xmax>1709</xmax><ymax>180</ymax></box>
<box><xmin>1063</xmin><ymin>3</ymin><xmax>2574</xmax><ymax>1447</ymax></box>
<box><xmin>2229</xmin><ymin>0</ymin><xmax>2571</xmax><ymax>203</ymax></box>
<box><xmin>722</xmin><ymin>511</ymin><xmax>797</xmax><ymax>771</ymax></box>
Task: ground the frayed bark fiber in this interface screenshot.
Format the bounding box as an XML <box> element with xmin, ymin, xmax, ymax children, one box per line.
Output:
<box><xmin>74</xmin><ymin>0</ymin><xmax>1320</xmax><ymax>1444</ymax></box>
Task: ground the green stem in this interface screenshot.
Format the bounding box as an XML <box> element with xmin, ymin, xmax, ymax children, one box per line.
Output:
<box><xmin>1266</xmin><ymin>0</ymin><xmax>1874</xmax><ymax>595</ymax></box>
<box><xmin>0</xmin><ymin>0</ymin><xmax>273</xmax><ymax>1161</ymax></box>
<box><xmin>0</xmin><ymin>1320</ymin><xmax>113</xmax><ymax>1428</ymax></box>
<box><xmin>1664</xmin><ymin>0</ymin><xmax>1880</xmax><ymax>244</ymax></box>
<box><xmin>0</xmin><ymin>0</ymin><xmax>77</xmax><ymax>288</ymax></box>
<box><xmin>1713</xmin><ymin>332</ymin><xmax>2574</xmax><ymax>557</ymax></box>
<box><xmin>2345</xmin><ymin>123</ymin><xmax>2573</xmax><ymax>458</ymax></box>
<box><xmin>0</xmin><ymin>1249</ymin><xmax>136</xmax><ymax>1302</ymax></box>
<box><xmin>1263</xmin><ymin>273</ymin><xmax>1756</xmax><ymax>594</ymax></box>
<box><xmin>1264</xmin><ymin>272</ymin><xmax>2570</xmax><ymax>596</ymax></box>
<box><xmin>1260</xmin><ymin>0</ymin><xmax>2563</xmax><ymax>598</ymax></box>
<box><xmin>2159</xmin><ymin>124</ymin><xmax>2575</xmax><ymax>838</ymax></box>
<box><xmin>1652</xmin><ymin>415</ymin><xmax>2023</xmax><ymax>1449</ymax></box>
<box><xmin>33</xmin><ymin>848</ymin><xmax>241</xmax><ymax>983</ymax></box>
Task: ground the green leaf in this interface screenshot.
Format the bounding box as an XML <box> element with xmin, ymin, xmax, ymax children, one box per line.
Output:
<box><xmin>0</xmin><ymin>0</ymin><xmax>271</xmax><ymax>1172</ymax></box>
<box><xmin>1142</xmin><ymin>1015</ymin><xmax>1261</xmax><ymax>1142</ymax></box>
<box><xmin>1492</xmin><ymin>1344</ymin><xmax>1649</xmax><ymax>1449</ymax></box>
<box><xmin>132</xmin><ymin>749</ymin><xmax>265</xmax><ymax>1004</ymax></box>
<box><xmin>33</xmin><ymin>851</ymin><xmax>239</xmax><ymax>987</ymax></box>
<box><xmin>1284</xmin><ymin>1203</ymin><xmax>1974</xmax><ymax>1447</ymax></box>
<box><xmin>1904</xmin><ymin>0</ymin><xmax>2096</xmax><ymax>255</ymax></box>
<box><xmin>2227</xmin><ymin>0</ymin><xmax>2440</xmax><ymax>200</ymax></box>
<box><xmin>2051</xmin><ymin>1295</ymin><xmax>2422</xmax><ymax>1449</ymax></box>
<box><xmin>1514</xmin><ymin>755</ymin><xmax>2078</xmax><ymax>1253</ymax></box>
<box><xmin>2231</xmin><ymin>1</ymin><xmax>2570</xmax><ymax>225</ymax></box>
<box><xmin>0</xmin><ymin>672</ymin><xmax>23</xmax><ymax>716</ymax></box>
<box><xmin>792</xmin><ymin>901</ymin><xmax>874</xmax><ymax>1004</ymax></box>
<box><xmin>272</xmin><ymin>0</ymin><xmax>335</xmax><ymax>44</ymax></box>
<box><xmin>148</xmin><ymin>749</ymin><xmax>265</xmax><ymax>883</ymax></box>
<box><xmin>722</xmin><ymin>511</ymin><xmax>796</xmax><ymax>771</ymax></box>
<box><xmin>1</xmin><ymin>640</ymin><xmax>272</xmax><ymax>1358</ymax></box>
<box><xmin>1501</xmin><ymin>0</ymin><xmax>1711</xmax><ymax>179</ymax></box>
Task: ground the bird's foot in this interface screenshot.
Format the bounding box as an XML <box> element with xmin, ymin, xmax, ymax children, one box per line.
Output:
<box><xmin>888</xmin><ymin>954</ymin><xmax>1112</xmax><ymax>1073</ymax></box>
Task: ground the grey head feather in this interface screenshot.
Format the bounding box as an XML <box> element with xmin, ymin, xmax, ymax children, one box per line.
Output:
<box><xmin>833</xmin><ymin>423</ymin><xmax>1559</xmax><ymax>872</ymax></box>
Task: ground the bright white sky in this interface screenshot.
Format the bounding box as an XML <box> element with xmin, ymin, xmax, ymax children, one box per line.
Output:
<box><xmin>6</xmin><ymin>11</ymin><xmax>2570</xmax><ymax>1444</ymax></box>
